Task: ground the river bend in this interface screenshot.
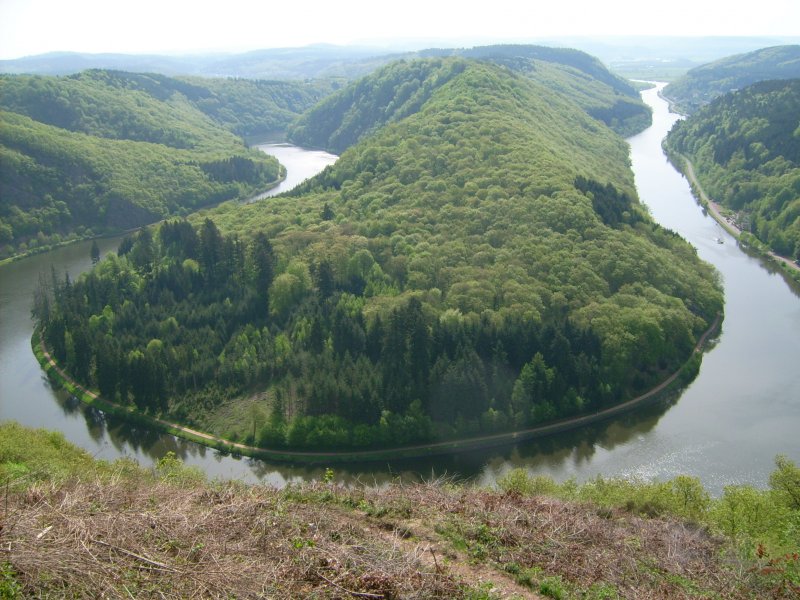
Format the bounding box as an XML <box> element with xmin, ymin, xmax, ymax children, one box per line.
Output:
<box><xmin>1</xmin><ymin>91</ymin><xmax>798</xmax><ymax>493</ymax></box>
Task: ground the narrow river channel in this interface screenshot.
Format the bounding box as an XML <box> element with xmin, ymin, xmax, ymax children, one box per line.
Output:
<box><xmin>1</xmin><ymin>90</ymin><xmax>798</xmax><ymax>493</ymax></box>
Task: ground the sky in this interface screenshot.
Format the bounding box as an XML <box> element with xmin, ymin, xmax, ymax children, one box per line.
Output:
<box><xmin>1</xmin><ymin>0</ymin><xmax>799</xmax><ymax>60</ymax></box>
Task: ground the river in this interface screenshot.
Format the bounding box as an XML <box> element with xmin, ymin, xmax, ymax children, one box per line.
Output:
<box><xmin>471</xmin><ymin>84</ymin><xmax>800</xmax><ymax>494</ymax></box>
<box><xmin>1</xmin><ymin>90</ymin><xmax>798</xmax><ymax>494</ymax></box>
<box><xmin>250</xmin><ymin>142</ymin><xmax>338</xmax><ymax>199</ymax></box>
<box><xmin>0</xmin><ymin>143</ymin><xmax>339</xmax><ymax>486</ymax></box>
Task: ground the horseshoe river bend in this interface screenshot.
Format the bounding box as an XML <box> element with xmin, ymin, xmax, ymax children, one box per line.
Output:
<box><xmin>1</xmin><ymin>87</ymin><xmax>798</xmax><ymax>493</ymax></box>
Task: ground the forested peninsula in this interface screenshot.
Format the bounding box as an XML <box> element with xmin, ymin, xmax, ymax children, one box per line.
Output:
<box><xmin>0</xmin><ymin>70</ymin><xmax>335</xmax><ymax>259</ymax></box>
<box><xmin>33</xmin><ymin>54</ymin><xmax>723</xmax><ymax>453</ymax></box>
<box><xmin>665</xmin><ymin>78</ymin><xmax>800</xmax><ymax>262</ymax></box>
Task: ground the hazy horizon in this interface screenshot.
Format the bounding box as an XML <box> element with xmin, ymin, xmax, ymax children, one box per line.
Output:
<box><xmin>2</xmin><ymin>0</ymin><xmax>799</xmax><ymax>61</ymax></box>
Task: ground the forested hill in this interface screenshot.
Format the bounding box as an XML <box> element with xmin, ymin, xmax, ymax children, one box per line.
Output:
<box><xmin>37</xmin><ymin>57</ymin><xmax>723</xmax><ymax>451</ymax></box>
<box><xmin>663</xmin><ymin>45</ymin><xmax>800</xmax><ymax>114</ymax></box>
<box><xmin>426</xmin><ymin>44</ymin><xmax>639</xmax><ymax>97</ymax></box>
<box><xmin>666</xmin><ymin>79</ymin><xmax>800</xmax><ymax>259</ymax></box>
<box><xmin>0</xmin><ymin>70</ymin><xmax>334</xmax><ymax>258</ymax></box>
<box><xmin>0</xmin><ymin>69</ymin><xmax>336</xmax><ymax>139</ymax></box>
<box><xmin>288</xmin><ymin>46</ymin><xmax>650</xmax><ymax>153</ymax></box>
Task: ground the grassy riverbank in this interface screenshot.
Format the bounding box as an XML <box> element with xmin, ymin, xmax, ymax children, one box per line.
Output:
<box><xmin>1</xmin><ymin>421</ymin><xmax>798</xmax><ymax>598</ymax></box>
<box><xmin>32</xmin><ymin>312</ymin><xmax>720</xmax><ymax>464</ymax></box>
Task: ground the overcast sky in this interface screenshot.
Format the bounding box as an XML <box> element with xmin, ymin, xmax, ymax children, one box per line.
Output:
<box><xmin>1</xmin><ymin>0</ymin><xmax>799</xmax><ymax>60</ymax></box>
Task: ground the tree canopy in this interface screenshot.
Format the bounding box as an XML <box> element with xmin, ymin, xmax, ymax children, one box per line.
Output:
<box><xmin>35</xmin><ymin>57</ymin><xmax>722</xmax><ymax>451</ymax></box>
<box><xmin>666</xmin><ymin>79</ymin><xmax>800</xmax><ymax>259</ymax></box>
<box><xmin>0</xmin><ymin>70</ymin><xmax>334</xmax><ymax>258</ymax></box>
<box><xmin>288</xmin><ymin>46</ymin><xmax>651</xmax><ymax>153</ymax></box>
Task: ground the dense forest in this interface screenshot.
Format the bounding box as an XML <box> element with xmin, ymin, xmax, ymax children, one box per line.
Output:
<box><xmin>0</xmin><ymin>70</ymin><xmax>334</xmax><ymax>258</ymax></box>
<box><xmin>289</xmin><ymin>45</ymin><xmax>651</xmax><ymax>152</ymax></box>
<box><xmin>663</xmin><ymin>44</ymin><xmax>800</xmax><ymax>114</ymax></box>
<box><xmin>666</xmin><ymin>78</ymin><xmax>800</xmax><ymax>259</ymax></box>
<box><xmin>35</xmin><ymin>57</ymin><xmax>723</xmax><ymax>451</ymax></box>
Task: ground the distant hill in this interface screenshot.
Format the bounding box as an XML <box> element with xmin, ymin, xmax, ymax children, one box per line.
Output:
<box><xmin>0</xmin><ymin>69</ymin><xmax>335</xmax><ymax>139</ymax></box>
<box><xmin>423</xmin><ymin>45</ymin><xmax>639</xmax><ymax>96</ymax></box>
<box><xmin>663</xmin><ymin>45</ymin><xmax>800</xmax><ymax>114</ymax></box>
<box><xmin>0</xmin><ymin>51</ymin><xmax>212</xmax><ymax>77</ymax></box>
<box><xmin>0</xmin><ymin>46</ymin><xmax>400</xmax><ymax>80</ymax></box>
<box><xmin>666</xmin><ymin>78</ymin><xmax>800</xmax><ymax>259</ymax></box>
<box><xmin>201</xmin><ymin>45</ymin><xmax>402</xmax><ymax>80</ymax></box>
<box><xmin>288</xmin><ymin>45</ymin><xmax>651</xmax><ymax>153</ymax></box>
<box><xmin>0</xmin><ymin>70</ymin><xmax>332</xmax><ymax>257</ymax></box>
<box><xmin>5</xmin><ymin>37</ymin><xmax>800</xmax><ymax>81</ymax></box>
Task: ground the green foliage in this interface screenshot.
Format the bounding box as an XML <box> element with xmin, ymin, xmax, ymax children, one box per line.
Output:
<box><xmin>0</xmin><ymin>421</ymin><xmax>101</xmax><ymax>486</ymax></box>
<box><xmin>771</xmin><ymin>454</ymin><xmax>800</xmax><ymax>511</ymax></box>
<box><xmin>497</xmin><ymin>468</ymin><xmax>561</xmax><ymax>497</ymax></box>
<box><xmin>288</xmin><ymin>45</ymin><xmax>650</xmax><ymax>153</ymax></box>
<box><xmin>664</xmin><ymin>45</ymin><xmax>800</xmax><ymax>114</ymax></box>
<box><xmin>666</xmin><ymin>79</ymin><xmax>800</xmax><ymax>258</ymax></box>
<box><xmin>0</xmin><ymin>562</ymin><xmax>22</xmax><ymax>600</ymax></box>
<box><xmin>453</xmin><ymin>44</ymin><xmax>639</xmax><ymax>97</ymax></box>
<box><xmin>322</xmin><ymin>467</ymin><xmax>335</xmax><ymax>484</ymax></box>
<box><xmin>584</xmin><ymin>582</ymin><xmax>620</xmax><ymax>599</ymax></box>
<box><xmin>500</xmin><ymin>468</ymin><xmax>711</xmax><ymax>522</ymax></box>
<box><xmin>0</xmin><ymin>69</ymin><xmax>325</xmax><ymax>258</ymax></box>
<box><xmin>173</xmin><ymin>74</ymin><xmax>335</xmax><ymax>137</ymax></box>
<box><xmin>538</xmin><ymin>575</ymin><xmax>568</xmax><ymax>599</ymax></box>
<box><xmin>288</xmin><ymin>58</ymin><xmax>469</xmax><ymax>153</ymax></box>
<box><xmin>495</xmin><ymin>457</ymin><xmax>800</xmax><ymax>562</ymax></box>
<box><xmin>35</xmin><ymin>57</ymin><xmax>722</xmax><ymax>451</ymax></box>
<box><xmin>0</xmin><ymin>69</ymin><xmax>331</xmax><ymax>142</ymax></box>
<box><xmin>154</xmin><ymin>451</ymin><xmax>205</xmax><ymax>486</ymax></box>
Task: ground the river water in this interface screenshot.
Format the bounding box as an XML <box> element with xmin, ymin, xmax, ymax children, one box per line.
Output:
<box><xmin>250</xmin><ymin>142</ymin><xmax>338</xmax><ymax>199</ymax></box>
<box><xmin>1</xmin><ymin>90</ymin><xmax>798</xmax><ymax>493</ymax></box>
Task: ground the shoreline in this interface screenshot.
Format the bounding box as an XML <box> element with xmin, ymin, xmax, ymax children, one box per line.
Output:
<box><xmin>32</xmin><ymin>313</ymin><xmax>722</xmax><ymax>464</ymax></box>
<box><xmin>666</xmin><ymin>151</ymin><xmax>800</xmax><ymax>281</ymax></box>
<box><xmin>0</xmin><ymin>175</ymin><xmax>286</xmax><ymax>268</ymax></box>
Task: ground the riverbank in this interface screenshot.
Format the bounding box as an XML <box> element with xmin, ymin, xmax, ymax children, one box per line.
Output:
<box><xmin>666</xmin><ymin>151</ymin><xmax>800</xmax><ymax>285</ymax></box>
<box><xmin>32</xmin><ymin>313</ymin><xmax>722</xmax><ymax>464</ymax></box>
<box><xmin>0</xmin><ymin>232</ymin><xmax>113</xmax><ymax>268</ymax></box>
<box><xmin>0</xmin><ymin>173</ymin><xmax>286</xmax><ymax>268</ymax></box>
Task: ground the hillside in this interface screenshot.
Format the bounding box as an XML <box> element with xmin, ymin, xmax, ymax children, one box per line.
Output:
<box><xmin>34</xmin><ymin>57</ymin><xmax>722</xmax><ymax>453</ymax></box>
<box><xmin>0</xmin><ymin>70</ymin><xmax>332</xmax><ymax>258</ymax></box>
<box><xmin>2</xmin><ymin>422</ymin><xmax>798</xmax><ymax>598</ymax></box>
<box><xmin>662</xmin><ymin>45</ymin><xmax>800</xmax><ymax>114</ymax></box>
<box><xmin>288</xmin><ymin>45</ymin><xmax>650</xmax><ymax>152</ymax></box>
<box><xmin>665</xmin><ymin>79</ymin><xmax>800</xmax><ymax>260</ymax></box>
<box><xmin>411</xmin><ymin>45</ymin><xmax>651</xmax><ymax>137</ymax></box>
